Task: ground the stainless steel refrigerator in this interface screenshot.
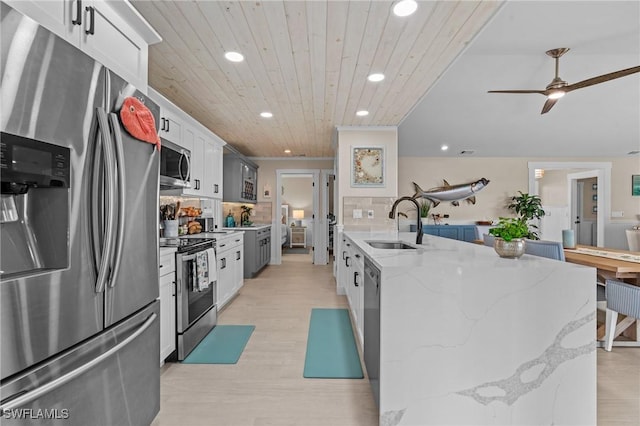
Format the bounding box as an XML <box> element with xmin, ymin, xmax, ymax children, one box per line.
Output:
<box><xmin>0</xmin><ymin>3</ymin><xmax>160</xmax><ymax>424</ymax></box>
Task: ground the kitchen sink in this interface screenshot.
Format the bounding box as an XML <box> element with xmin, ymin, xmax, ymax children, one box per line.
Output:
<box><xmin>365</xmin><ymin>241</ymin><xmax>418</xmax><ymax>250</ymax></box>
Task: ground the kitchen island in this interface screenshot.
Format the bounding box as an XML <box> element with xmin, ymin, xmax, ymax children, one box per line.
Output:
<box><xmin>342</xmin><ymin>231</ymin><xmax>596</xmax><ymax>426</ymax></box>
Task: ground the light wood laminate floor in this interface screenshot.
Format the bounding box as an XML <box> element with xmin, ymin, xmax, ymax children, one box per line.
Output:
<box><xmin>152</xmin><ymin>252</ymin><xmax>640</xmax><ymax>426</ymax></box>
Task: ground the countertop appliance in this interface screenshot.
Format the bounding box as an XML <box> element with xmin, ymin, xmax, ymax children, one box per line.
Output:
<box><xmin>160</xmin><ymin>237</ymin><xmax>218</xmax><ymax>360</ymax></box>
<box><xmin>160</xmin><ymin>138</ymin><xmax>191</xmax><ymax>189</ymax></box>
<box><xmin>0</xmin><ymin>4</ymin><xmax>160</xmax><ymax>424</ymax></box>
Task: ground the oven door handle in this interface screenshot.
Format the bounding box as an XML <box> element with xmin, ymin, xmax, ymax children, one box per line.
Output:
<box><xmin>181</xmin><ymin>253</ymin><xmax>197</xmax><ymax>262</ymax></box>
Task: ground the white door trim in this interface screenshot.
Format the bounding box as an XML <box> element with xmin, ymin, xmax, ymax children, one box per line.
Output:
<box><xmin>274</xmin><ymin>169</ymin><xmax>320</xmax><ymax>265</ymax></box>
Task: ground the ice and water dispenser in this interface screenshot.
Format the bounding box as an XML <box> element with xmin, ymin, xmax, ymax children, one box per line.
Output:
<box><xmin>1</xmin><ymin>132</ymin><xmax>70</xmax><ymax>277</ymax></box>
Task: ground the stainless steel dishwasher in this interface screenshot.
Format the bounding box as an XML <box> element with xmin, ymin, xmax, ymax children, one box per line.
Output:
<box><xmin>364</xmin><ymin>258</ymin><xmax>381</xmax><ymax>407</ymax></box>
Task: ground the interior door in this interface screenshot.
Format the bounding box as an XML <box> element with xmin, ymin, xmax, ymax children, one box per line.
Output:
<box><xmin>572</xmin><ymin>181</ymin><xmax>583</xmax><ymax>244</ymax></box>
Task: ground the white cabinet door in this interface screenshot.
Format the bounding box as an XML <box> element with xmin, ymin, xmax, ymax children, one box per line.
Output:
<box><xmin>232</xmin><ymin>243</ymin><xmax>244</xmax><ymax>292</ymax></box>
<box><xmin>216</xmin><ymin>248</ymin><xmax>234</xmax><ymax>310</ymax></box>
<box><xmin>201</xmin><ymin>138</ymin><xmax>217</xmax><ymax>199</ymax></box>
<box><xmin>159</xmin><ymin>273</ymin><xmax>175</xmax><ymax>364</ymax></box>
<box><xmin>81</xmin><ymin>0</ymin><xmax>148</xmax><ymax>90</ymax></box>
<box><xmin>6</xmin><ymin>0</ymin><xmax>153</xmax><ymax>91</ymax></box>
<box><xmin>4</xmin><ymin>0</ymin><xmax>78</xmax><ymax>45</ymax></box>
<box><xmin>159</xmin><ymin>110</ymin><xmax>184</xmax><ymax>146</ymax></box>
<box><xmin>211</xmin><ymin>142</ymin><xmax>223</xmax><ymax>199</ymax></box>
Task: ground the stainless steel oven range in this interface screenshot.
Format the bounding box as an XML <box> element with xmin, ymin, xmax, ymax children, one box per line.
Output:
<box><xmin>160</xmin><ymin>237</ymin><xmax>217</xmax><ymax>360</ymax></box>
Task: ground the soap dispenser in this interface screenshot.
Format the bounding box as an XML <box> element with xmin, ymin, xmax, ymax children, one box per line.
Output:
<box><xmin>225</xmin><ymin>211</ymin><xmax>236</xmax><ymax>228</ymax></box>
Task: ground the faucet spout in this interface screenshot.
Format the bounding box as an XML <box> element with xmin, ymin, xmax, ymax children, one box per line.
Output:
<box><xmin>388</xmin><ymin>196</ymin><xmax>423</xmax><ymax>245</ymax></box>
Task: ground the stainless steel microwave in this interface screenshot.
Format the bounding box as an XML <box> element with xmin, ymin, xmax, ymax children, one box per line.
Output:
<box><xmin>159</xmin><ymin>139</ymin><xmax>191</xmax><ymax>189</ymax></box>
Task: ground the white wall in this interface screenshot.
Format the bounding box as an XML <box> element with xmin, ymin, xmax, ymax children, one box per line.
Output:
<box><xmin>336</xmin><ymin>127</ymin><xmax>398</xmax><ymax>224</ymax></box>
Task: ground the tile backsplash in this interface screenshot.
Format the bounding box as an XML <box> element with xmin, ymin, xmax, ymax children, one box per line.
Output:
<box><xmin>222</xmin><ymin>202</ymin><xmax>272</xmax><ymax>225</ymax></box>
<box><xmin>342</xmin><ymin>197</ymin><xmax>398</xmax><ymax>232</ymax></box>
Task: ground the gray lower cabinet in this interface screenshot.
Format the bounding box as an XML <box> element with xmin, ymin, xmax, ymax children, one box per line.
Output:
<box><xmin>409</xmin><ymin>224</ymin><xmax>479</xmax><ymax>242</ymax></box>
<box><xmin>242</xmin><ymin>226</ymin><xmax>271</xmax><ymax>278</ymax></box>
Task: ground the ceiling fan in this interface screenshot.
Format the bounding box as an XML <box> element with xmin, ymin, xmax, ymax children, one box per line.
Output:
<box><xmin>488</xmin><ymin>48</ymin><xmax>640</xmax><ymax>114</ymax></box>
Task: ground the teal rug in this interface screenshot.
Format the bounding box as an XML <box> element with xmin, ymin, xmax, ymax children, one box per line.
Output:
<box><xmin>303</xmin><ymin>308</ymin><xmax>364</xmax><ymax>378</ymax></box>
<box><xmin>182</xmin><ymin>325</ymin><xmax>255</xmax><ymax>364</ymax></box>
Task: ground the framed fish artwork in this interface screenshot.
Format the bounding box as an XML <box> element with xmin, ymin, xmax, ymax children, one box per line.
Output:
<box><xmin>352</xmin><ymin>147</ymin><xmax>384</xmax><ymax>187</ymax></box>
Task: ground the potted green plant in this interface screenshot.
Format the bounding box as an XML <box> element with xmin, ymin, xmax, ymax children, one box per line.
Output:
<box><xmin>507</xmin><ymin>191</ymin><xmax>546</xmax><ymax>240</ymax></box>
<box><xmin>418</xmin><ymin>200</ymin><xmax>431</xmax><ymax>222</ymax></box>
<box><xmin>489</xmin><ymin>217</ymin><xmax>529</xmax><ymax>258</ymax></box>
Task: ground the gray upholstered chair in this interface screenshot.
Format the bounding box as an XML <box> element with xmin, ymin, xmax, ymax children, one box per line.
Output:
<box><xmin>604</xmin><ymin>279</ymin><xmax>640</xmax><ymax>351</ymax></box>
<box><xmin>523</xmin><ymin>239</ymin><xmax>565</xmax><ymax>261</ymax></box>
<box><xmin>626</xmin><ymin>229</ymin><xmax>640</xmax><ymax>252</ymax></box>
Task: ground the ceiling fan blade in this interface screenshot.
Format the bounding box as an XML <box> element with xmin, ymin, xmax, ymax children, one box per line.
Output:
<box><xmin>488</xmin><ymin>90</ymin><xmax>546</xmax><ymax>94</ymax></box>
<box><xmin>540</xmin><ymin>98</ymin><xmax>558</xmax><ymax>114</ymax></box>
<box><xmin>565</xmin><ymin>65</ymin><xmax>640</xmax><ymax>92</ymax></box>
<box><xmin>541</xmin><ymin>98</ymin><xmax>558</xmax><ymax>114</ymax></box>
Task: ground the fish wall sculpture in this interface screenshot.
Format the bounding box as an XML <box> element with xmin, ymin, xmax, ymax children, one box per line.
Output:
<box><xmin>412</xmin><ymin>178</ymin><xmax>490</xmax><ymax>207</ymax></box>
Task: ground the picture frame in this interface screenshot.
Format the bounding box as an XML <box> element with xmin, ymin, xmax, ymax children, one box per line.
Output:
<box><xmin>351</xmin><ymin>147</ymin><xmax>384</xmax><ymax>187</ymax></box>
<box><xmin>592</xmin><ymin>183</ymin><xmax>598</xmax><ymax>191</ymax></box>
<box><xmin>592</xmin><ymin>194</ymin><xmax>597</xmax><ymax>201</ymax></box>
<box><xmin>633</xmin><ymin>175</ymin><xmax>640</xmax><ymax>196</ymax></box>
<box><xmin>592</xmin><ymin>206</ymin><xmax>598</xmax><ymax>213</ymax></box>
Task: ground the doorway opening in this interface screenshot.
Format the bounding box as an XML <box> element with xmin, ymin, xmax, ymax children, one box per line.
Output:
<box><xmin>528</xmin><ymin>161</ymin><xmax>610</xmax><ymax>247</ymax></box>
<box><xmin>274</xmin><ymin>170</ymin><xmax>319</xmax><ymax>265</ymax></box>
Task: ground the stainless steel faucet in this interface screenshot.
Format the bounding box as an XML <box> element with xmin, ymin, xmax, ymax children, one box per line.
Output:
<box><xmin>388</xmin><ymin>196</ymin><xmax>423</xmax><ymax>244</ymax></box>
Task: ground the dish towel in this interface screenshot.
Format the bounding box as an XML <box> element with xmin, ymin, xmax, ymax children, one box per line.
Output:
<box><xmin>195</xmin><ymin>251</ymin><xmax>209</xmax><ymax>292</ymax></box>
<box><xmin>205</xmin><ymin>248</ymin><xmax>217</xmax><ymax>290</ymax></box>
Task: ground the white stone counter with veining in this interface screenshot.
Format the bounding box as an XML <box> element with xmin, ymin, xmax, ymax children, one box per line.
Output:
<box><xmin>345</xmin><ymin>231</ymin><xmax>597</xmax><ymax>426</ymax></box>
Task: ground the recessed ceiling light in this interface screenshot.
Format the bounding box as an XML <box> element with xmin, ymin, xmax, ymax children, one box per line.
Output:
<box><xmin>441</xmin><ymin>145</ymin><xmax>449</xmax><ymax>151</ymax></box>
<box><xmin>356</xmin><ymin>110</ymin><xmax>369</xmax><ymax>117</ymax></box>
<box><xmin>393</xmin><ymin>0</ymin><xmax>417</xmax><ymax>17</ymax></box>
<box><xmin>284</xmin><ymin>149</ymin><xmax>291</xmax><ymax>154</ymax></box>
<box><xmin>260</xmin><ymin>112</ymin><xmax>273</xmax><ymax>118</ymax></box>
<box><xmin>367</xmin><ymin>73</ymin><xmax>385</xmax><ymax>82</ymax></box>
<box><xmin>224</xmin><ymin>51</ymin><xmax>244</xmax><ymax>62</ymax></box>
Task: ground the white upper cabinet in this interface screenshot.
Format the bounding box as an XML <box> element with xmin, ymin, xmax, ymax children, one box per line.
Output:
<box><xmin>183</xmin><ymin>133</ymin><xmax>223</xmax><ymax>199</ymax></box>
<box><xmin>4</xmin><ymin>0</ymin><xmax>161</xmax><ymax>91</ymax></box>
<box><xmin>148</xmin><ymin>88</ymin><xmax>225</xmax><ymax>200</ymax></box>
<box><xmin>159</xmin><ymin>109</ymin><xmax>183</xmax><ymax>146</ymax></box>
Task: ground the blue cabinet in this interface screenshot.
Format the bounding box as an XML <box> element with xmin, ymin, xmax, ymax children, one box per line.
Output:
<box><xmin>410</xmin><ymin>225</ymin><xmax>478</xmax><ymax>243</ymax></box>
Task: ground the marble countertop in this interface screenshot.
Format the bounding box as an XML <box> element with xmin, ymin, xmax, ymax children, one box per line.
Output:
<box><xmin>342</xmin><ymin>230</ymin><xmax>597</xmax><ymax>426</ymax></box>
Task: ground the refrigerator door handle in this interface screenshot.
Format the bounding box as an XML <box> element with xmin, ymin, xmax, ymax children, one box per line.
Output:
<box><xmin>0</xmin><ymin>313</ymin><xmax>157</xmax><ymax>411</ymax></box>
<box><xmin>107</xmin><ymin>113</ymin><xmax>126</xmax><ymax>288</ymax></box>
<box><xmin>94</xmin><ymin>107</ymin><xmax>117</xmax><ymax>294</ymax></box>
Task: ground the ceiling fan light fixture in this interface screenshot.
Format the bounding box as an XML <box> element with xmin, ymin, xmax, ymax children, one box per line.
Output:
<box><xmin>547</xmin><ymin>90</ymin><xmax>565</xmax><ymax>100</ymax></box>
<box><xmin>393</xmin><ymin>0</ymin><xmax>417</xmax><ymax>17</ymax></box>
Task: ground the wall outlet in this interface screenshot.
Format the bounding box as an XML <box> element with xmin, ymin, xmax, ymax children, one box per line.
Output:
<box><xmin>353</xmin><ymin>209</ymin><xmax>362</xmax><ymax>219</ymax></box>
<box><xmin>611</xmin><ymin>211</ymin><xmax>624</xmax><ymax>218</ymax></box>
<box><xmin>367</xmin><ymin>210</ymin><xmax>374</xmax><ymax>219</ymax></box>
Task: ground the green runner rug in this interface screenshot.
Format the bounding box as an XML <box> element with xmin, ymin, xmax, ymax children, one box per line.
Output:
<box><xmin>182</xmin><ymin>325</ymin><xmax>254</xmax><ymax>364</ymax></box>
<box><xmin>303</xmin><ymin>308</ymin><xmax>364</xmax><ymax>378</ymax></box>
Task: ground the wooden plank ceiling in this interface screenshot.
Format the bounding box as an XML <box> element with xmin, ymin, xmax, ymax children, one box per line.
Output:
<box><xmin>131</xmin><ymin>1</ymin><xmax>502</xmax><ymax>158</ymax></box>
